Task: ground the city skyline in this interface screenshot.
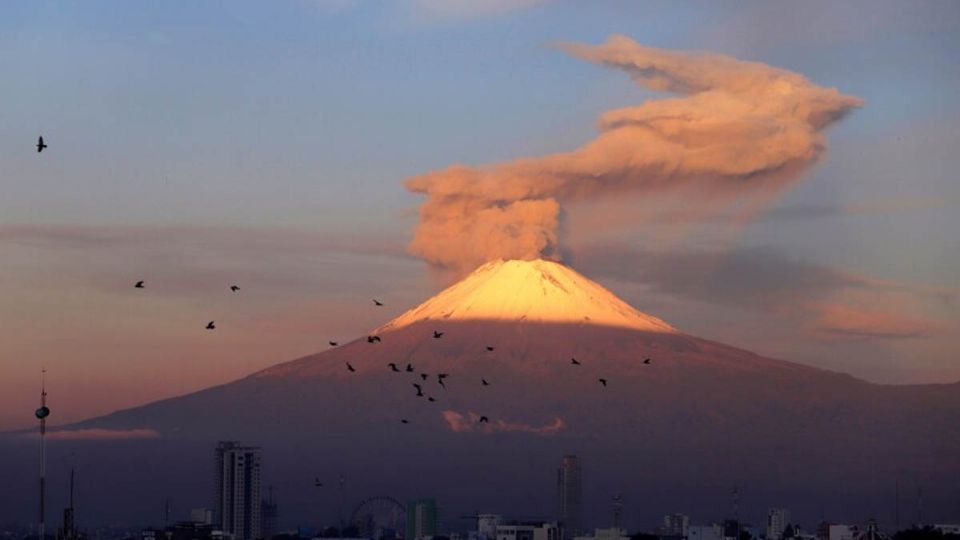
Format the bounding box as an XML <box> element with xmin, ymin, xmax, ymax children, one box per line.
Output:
<box><xmin>1</xmin><ymin>0</ymin><xmax>959</xmax><ymax>537</ymax></box>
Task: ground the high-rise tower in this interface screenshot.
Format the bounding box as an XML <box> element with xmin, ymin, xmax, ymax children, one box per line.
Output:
<box><xmin>214</xmin><ymin>441</ymin><xmax>262</xmax><ymax>540</ymax></box>
<box><xmin>35</xmin><ymin>370</ymin><xmax>51</xmax><ymax>540</ymax></box>
<box><xmin>557</xmin><ymin>455</ymin><xmax>582</xmax><ymax>540</ymax></box>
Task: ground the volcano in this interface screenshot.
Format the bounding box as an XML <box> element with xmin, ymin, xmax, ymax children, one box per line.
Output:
<box><xmin>2</xmin><ymin>259</ymin><xmax>958</xmax><ymax>528</ymax></box>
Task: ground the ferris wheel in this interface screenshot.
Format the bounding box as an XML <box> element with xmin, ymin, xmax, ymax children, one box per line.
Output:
<box><xmin>351</xmin><ymin>496</ymin><xmax>406</xmax><ymax>540</ymax></box>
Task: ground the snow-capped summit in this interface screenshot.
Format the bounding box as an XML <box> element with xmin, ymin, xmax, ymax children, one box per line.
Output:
<box><xmin>378</xmin><ymin>258</ymin><xmax>676</xmax><ymax>333</ymax></box>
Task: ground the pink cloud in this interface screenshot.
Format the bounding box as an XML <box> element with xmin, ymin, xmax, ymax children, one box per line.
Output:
<box><xmin>812</xmin><ymin>302</ymin><xmax>938</xmax><ymax>340</ymax></box>
<box><xmin>442</xmin><ymin>410</ymin><xmax>566</xmax><ymax>435</ymax></box>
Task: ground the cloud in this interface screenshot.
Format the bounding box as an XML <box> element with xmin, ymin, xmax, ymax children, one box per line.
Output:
<box><xmin>442</xmin><ymin>410</ymin><xmax>566</xmax><ymax>435</ymax></box>
<box><xmin>405</xmin><ymin>35</ymin><xmax>862</xmax><ymax>275</ymax></box>
<box><xmin>23</xmin><ymin>428</ymin><xmax>161</xmax><ymax>441</ymax></box>
<box><xmin>576</xmin><ymin>244</ymin><xmax>951</xmax><ymax>342</ymax></box>
<box><xmin>812</xmin><ymin>302</ymin><xmax>939</xmax><ymax>340</ymax></box>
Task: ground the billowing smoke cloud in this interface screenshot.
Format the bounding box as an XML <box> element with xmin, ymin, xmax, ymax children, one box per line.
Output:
<box><xmin>406</xmin><ymin>36</ymin><xmax>862</xmax><ymax>274</ymax></box>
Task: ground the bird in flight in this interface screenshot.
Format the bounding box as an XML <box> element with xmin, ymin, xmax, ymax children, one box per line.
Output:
<box><xmin>329</xmin><ymin>341</ymin><xmax>338</xmax><ymax>347</ymax></box>
<box><xmin>134</xmin><ymin>280</ymin><xmax>145</xmax><ymax>289</ymax></box>
<box><xmin>388</xmin><ymin>363</ymin><xmax>400</xmax><ymax>372</ymax></box>
<box><xmin>314</xmin><ymin>478</ymin><xmax>323</xmax><ymax>488</ymax></box>
<box><xmin>413</xmin><ymin>383</ymin><xmax>423</xmax><ymax>397</ymax></box>
<box><xmin>346</xmin><ymin>362</ymin><xmax>356</xmax><ymax>373</ymax></box>
<box><xmin>36</xmin><ymin>136</ymin><xmax>47</xmax><ymax>153</ymax></box>
<box><xmin>367</xmin><ymin>335</ymin><xmax>381</xmax><ymax>343</ymax></box>
<box><xmin>373</xmin><ymin>299</ymin><xmax>384</xmax><ymax>306</ymax></box>
<box><xmin>598</xmin><ymin>378</ymin><xmax>608</xmax><ymax>387</ymax></box>
<box><xmin>420</xmin><ymin>373</ymin><xmax>429</xmax><ymax>381</ymax></box>
<box><xmin>479</xmin><ymin>416</ymin><xmax>489</xmax><ymax>423</ymax></box>
<box><xmin>230</xmin><ymin>285</ymin><xmax>240</xmax><ymax>292</ymax></box>
<box><xmin>433</xmin><ymin>331</ymin><xmax>444</xmax><ymax>339</ymax></box>
<box><xmin>427</xmin><ymin>397</ymin><xmax>436</xmax><ymax>402</ymax></box>
<box><xmin>486</xmin><ymin>346</ymin><xmax>495</xmax><ymax>352</ymax></box>
<box><xmin>643</xmin><ymin>358</ymin><xmax>652</xmax><ymax>364</ymax></box>
<box><xmin>400</xmin><ymin>419</ymin><xmax>409</xmax><ymax>424</ymax></box>
<box><xmin>405</xmin><ymin>363</ymin><xmax>414</xmax><ymax>372</ymax></box>
<box><xmin>437</xmin><ymin>373</ymin><xmax>448</xmax><ymax>389</ymax></box>
<box><xmin>205</xmin><ymin>321</ymin><xmax>216</xmax><ymax>330</ymax></box>
<box><xmin>481</xmin><ymin>378</ymin><xmax>490</xmax><ymax>386</ymax></box>
<box><xmin>570</xmin><ymin>358</ymin><xmax>581</xmax><ymax>366</ymax></box>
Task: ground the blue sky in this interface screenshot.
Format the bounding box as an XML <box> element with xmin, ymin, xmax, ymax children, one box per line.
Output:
<box><xmin>1</xmin><ymin>0</ymin><xmax>958</xmax><ymax>429</ymax></box>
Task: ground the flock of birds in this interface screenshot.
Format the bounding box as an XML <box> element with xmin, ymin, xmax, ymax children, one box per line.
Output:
<box><xmin>35</xmin><ymin>132</ymin><xmax>654</xmax><ymax>427</ymax></box>
<box><xmin>331</xmin><ymin>298</ymin><xmax>655</xmax><ymax>426</ymax></box>
<box><xmin>37</xmin><ymin>132</ymin><xmax>656</xmax><ymax>494</ymax></box>
<box><xmin>133</xmin><ymin>279</ymin><xmax>238</xmax><ymax>331</ymax></box>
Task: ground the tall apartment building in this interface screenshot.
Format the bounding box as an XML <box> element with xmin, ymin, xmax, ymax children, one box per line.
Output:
<box><xmin>214</xmin><ymin>441</ymin><xmax>262</xmax><ymax>540</ymax></box>
<box><xmin>557</xmin><ymin>456</ymin><xmax>582</xmax><ymax>540</ymax></box>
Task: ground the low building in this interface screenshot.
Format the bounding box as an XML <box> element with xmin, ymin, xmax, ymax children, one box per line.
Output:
<box><xmin>689</xmin><ymin>525</ymin><xmax>723</xmax><ymax>540</ymax></box>
<box><xmin>497</xmin><ymin>522</ymin><xmax>561</xmax><ymax>540</ymax></box>
<box><xmin>573</xmin><ymin>528</ymin><xmax>628</xmax><ymax>540</ymax></box>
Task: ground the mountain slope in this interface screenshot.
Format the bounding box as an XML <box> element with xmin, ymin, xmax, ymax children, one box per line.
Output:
<box><xmin>2</xmin><ymin>260</ymin><xmax>958</xmax><ymax>528</ymax></box>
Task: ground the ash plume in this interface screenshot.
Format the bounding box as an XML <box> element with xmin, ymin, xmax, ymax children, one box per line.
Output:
<box><xmin>405</xmin><ymin>35</ymin><xmax>863</xmax><ymax>275</ymax></box>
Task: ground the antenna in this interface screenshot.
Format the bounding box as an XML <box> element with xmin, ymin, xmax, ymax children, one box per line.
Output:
<box><xmin>35</xmin><ymin>369</ymin><xmax>51</xmax><ymax>540</ymax></box>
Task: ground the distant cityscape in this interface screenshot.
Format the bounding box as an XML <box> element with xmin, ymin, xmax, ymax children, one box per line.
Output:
<box><xmin>2</xmin><ymin>441</ymin><xmax>957</xmax><ymax>540</ymax></box>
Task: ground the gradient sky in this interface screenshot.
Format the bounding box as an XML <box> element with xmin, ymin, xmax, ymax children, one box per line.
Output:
<box><xmin>2</xmin><ymin>0</ymin><xmax>959</xmax><ymax>430</ymax></box>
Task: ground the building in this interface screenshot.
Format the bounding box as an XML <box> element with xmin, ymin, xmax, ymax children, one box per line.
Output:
<box><xmin>557</xmin><ymin>456</ymin><xmax>582</xmax><ymax>540</ymax></box>
<box><xmin>828</xmin><ymin>525</ymin><xmax>857</xmax><ymax>540</ymax></box>
<box><xmin>689</xmin><ymin>525</ymin><xmax>723</xmax><ymax>540</ymax></box>
<box><xmin>214</xmin><ymin>441</ymin><xmax>262</xmax><ymax>540</ymax></box>
<box><xmin>662</xmin><ymin>514</ymin><xmax>690</xmax><ymax>538</ymax></box>
<box><xmin>497</xmin><ymin>522</ymin><xmax>561</xmax><ymax>540</ymax></box>
<box><xmin>260</xmin><ymin>498</ymin><xmax>278</xmax><ymax>540</ymax></box>
<box><xmin>767</xmin><ymin>509</ymin><xmax>791</xmax><ymax>540</ymax></box>
<box><xmin>191</xmin><ymin>509</ymin><xmax>213</xmax><ymax>526</ymax></box>
<box><xmin>573</xmin><ymin>528</ymin><xmax>628</xmax><ymax>540</ymax></box>
<box><xmin>478</xmin><ymin>515</ymin><xmax>503</xmax><ymax>540</ymax></box>
<box><xmin>405</xmin><ymin>499</ymin><xmax>438</xmax><ymax>540</ymax></box>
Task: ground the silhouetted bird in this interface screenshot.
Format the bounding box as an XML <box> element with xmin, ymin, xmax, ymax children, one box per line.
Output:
<box><xmin>486</xmin><ymin>346</ymin><xmax>495</xmax><ymax>352</ymax></box>
<box><xmin>413</xmin><ymin>383</ymin><xmax>423</xmax><ymax>397</ymax></box>
<box><xmin>206</xmin><ymin>321</ymin><xmax>216</xmax><ymax>330</ymax></box>
<box><xmin>481</xmin><ymin>378</ymin><xmax>490</xmax><ymax>386</ymax></box>
<box><xmin>643</xmin><ymin>358</ymin><xmax>652</xmax><ymax>364</ymax></box>
<box><xmin>329</xmin><ymin>341</ymin><xmax>338</xmax><ymax>346</ymax></box>
<box><xmin>427</xmin><ymin>397</ymin><xmax>436</xmax><ymax>402</ymax></box>
<box><xmin>400</xmin><ymin>419</ymin><xmax>409</xmax><ymax>424</ymax></box>
<box><xmin>438</xmin><ymin>373</ymin><xmax>449</xmax><ymax>380</ymax></box>
<box><xmin>405</xmin><ymin>363</ymin><xmax>414</xmax><ymax>372</ymax></box>
<box><xmin>388</xmin><ymin>363</ymin><xmax>400</xmax><ymax>372</ymax></box>
<box><xmin>230</xmin><ymin>285</ymin><xmax>240</xmax><ymax>292</ymax></box>
<box><xmin>36</xmin><ymin>136</ymin><xmax>47</xmax><ymax>153</ymax></box>
<box><xmin>367</xmin><ymin>335</ymin><xmax>381</xmax><ymax>343</ymax></box>
<box><xmin>346</xmin><ymin>362</ymin><xmax>356</xmax><ymax>372</ymax></box>
<box><xmin>479</xmin><ymin>416</ymin><xmax>489</xmax><ymax>423</ymax></box>
<box><xmin>134</xmin><ymin>280</ymin><xmax>145</xmax><ymax>289</ymax></box>
<box><xmin>570</xmin><ymin>358</ymin><xmax>581</xmax><ymax>366</ymax></box>
<box><xmin>420</xmin><ymin>373</ymin><xmax>428</xmax><ymax>381</ymax></box>
<box><xmin>314</xmin><ymin>478</ymin><xmax>323</xmax><ymax>488</ymax></box>
<box><xmin>373</xmin><ymin>299</ymin><xmax>383</xmax><ymax>306</ymax></box>
<box><xmin>438</xmin><ymin>378</ymin><xmax>446</xmax><ymax>389</ymax></box>
<box><xmin>433</xmin><ymin>331</ymin><xmax>444</xmax><ymax>339</ymax></box>
<box><xmin>598</xmin><ymin>378</ymin><xmax>608</xmax><ymax>387</ymax></box>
